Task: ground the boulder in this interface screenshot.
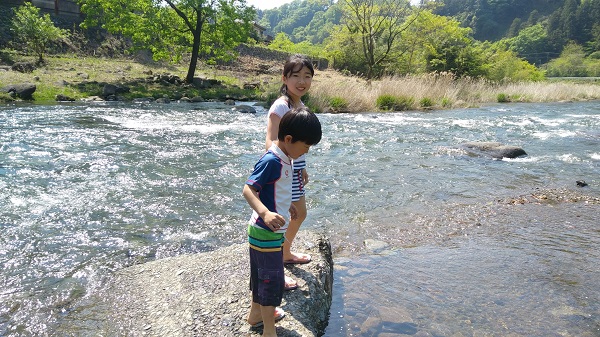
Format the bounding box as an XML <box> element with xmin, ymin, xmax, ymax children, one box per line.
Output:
<box><xmin>11</xmin><ymin>62</ymin><xmax>36</xmax><ymax>73</ymax></box>
<box><xmin>232</xmin><ymin>104</ymin><xmax>257</xmax><ymax>114</ymax></box>
<box><xmin>55</xmin><ymin>94</ymin><xmax>75</xmax><ymax>102</ymax></box>
<box><xmin>2</xmin><ymin>83</ymin><xmax>36</xmax><ymax>100</ymax></box>
<box><xmin>80</xmin><ymin>231</ymin><xmax>333</xmax><ymax>336</ymax></box>
<box><xmin>460</xmin><ymin>141</ymin><xmax>527</xmax><ymax>159</ymax></box>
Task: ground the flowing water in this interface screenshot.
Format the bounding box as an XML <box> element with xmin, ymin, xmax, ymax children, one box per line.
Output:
<box><xmin>0</xmin><ymin>101</ymin><xmax>598</xmax><ymax>336</ymax></box>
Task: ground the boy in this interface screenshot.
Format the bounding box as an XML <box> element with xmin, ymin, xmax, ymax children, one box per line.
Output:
<box><xmin>243</xmin><ymin>107</ymin><xmax>322</xmax><ymax>337</ymax></box>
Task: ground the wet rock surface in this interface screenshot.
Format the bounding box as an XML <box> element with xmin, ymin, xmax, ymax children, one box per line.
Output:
<box><xmin>95</xmin><ymin>231</ymin><xmax>333</xmax><ymax>337</ymax></box>
<box><xmin>460</xmin><ymin>141</ymin><xmax>527</xmax><ymax>159</ymax></box>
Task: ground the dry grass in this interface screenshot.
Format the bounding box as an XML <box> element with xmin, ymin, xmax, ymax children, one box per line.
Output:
<box><xmin>311</xmin><ymin>71</ymin><xmax>600</xmax><ymax>112</ymax></box>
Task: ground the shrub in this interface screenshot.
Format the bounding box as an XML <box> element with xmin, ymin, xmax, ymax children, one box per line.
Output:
<box><xmin>10</xmin><ymin>3</ymin><xmax>69</xmax><ymax>63</ymax></box>
<box><xmin>328</xmin><ymin>96</ymin><xmax>348</xmax><ymax>109</ymax></box>
<box><xmin>441</xmin><ymin>97</ymin><xmax>452</xmax><ymax>107</ymax></box>
<box><xmin>0</xmin><ymin>92</ymin><xmax>15</xmax><ymax>103</ymax></box>
<box><xmin>419</xmin><ymin>97</ymin><xmax>434</xmax><ymax>108</ymax></box>
<box><xmin>376</xmin><ymin>94</ymin><xmax>414</xmax><ymax>111</ymax></box>
<box><xmin>497</xmin><ymin>93</ymin><xmax>511</xmax><ymax>103</ymax></box>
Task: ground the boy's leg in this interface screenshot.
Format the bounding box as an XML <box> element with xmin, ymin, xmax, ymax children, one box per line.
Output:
<box><xmin>260</xmin><ymin>305</ymin><xmax>277</xmax><ymax>337</ymax></box>
<box><xmin>247</xmin><ymin>301</ymin><xmax>262</xmax><ymax>326</ymax></box>
<box><xmin>283</xmin><ymin>196</ymin><xmax>310</xmax><ymax>263</ymax></box>
<box><xmin>247</xmin><ymin>238</ymin><xmax>285</xmax><ymax>331</ymax></box>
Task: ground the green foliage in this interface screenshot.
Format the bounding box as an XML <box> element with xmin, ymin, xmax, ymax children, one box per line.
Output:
<box><xmin>395</xmin><ymin>11</ymin><xmax>474</xmax><ymax>75</ymax></box>
<box><xmin>0</xmin><ymin>92</ymin><xmax>15</xmax><ymax>103</ymax></box>
<box><xmin>78</xmin><ymin>0</ymin><xmax>255</xmax><ymax>82</ymax></box>
<box><xmin>268</xmin><ymin>32</ymin><xmax>326</xmax><ymax>58</ymax></box>
<box><xmin>433</xmin><ymin>0</ymin><xmax>563</xmax><ymax>42</ymax></box>
<box><xmin>328</xmin><ymin>96</ymin><xmax>348</xmax><ymax>109</ymax></box>
<box><xmin>441</xmin><ymin>97</ymin><xmax>451</xmax><ymax>107</ymax></box>
<box><xmin>301</xmin><ymin>92</ymin><xmax>322</xmax><ymax>113</ymax></box>
<box><xmin>330</xmin><ymin>0</ymin><xmax>413</xmax><ymax>79</ymax></box>
<box><xmin>497</xmin><ymin>93</ymin><xmax>511</xmax><ymax>103</ymax></box>
<box><xmin>546</xmin><ymin>43</ymin><xmax>587</xmax><ymax>77</ymax></box>
<box><xmin>546</xmin><ymin>42</ymin><xmax>600</xmax><ymax>77</ymax></box>
<box><xmin>419</xmin><ymin>97</ymin><xmax>433</xmax><ymax>108</ymax></box>
<box><xmin>506</xmin><ymin>24</ymin><xmax>551</xmax><ymax>65</ymax></box>
<box><xmin>10</xmin><ymin>3</ymin><xmax>68</xmax><ymax>63</ymax></box>
<box><xmin>376</xmin><ymin>94</ymin><xmax>414</xmax><ymax>111</ymax></box>
<box><xmin>257</xmin><ymin>0</ymin><xmax>342</xmax><ymax>45</ymax></box>
<box><xmin>482</xmin><ymin>42</ymin><xmax>545</xmax><ymax>81</ymax></box>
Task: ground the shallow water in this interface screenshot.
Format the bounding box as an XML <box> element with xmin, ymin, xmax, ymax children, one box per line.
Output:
<box><xmin>0</xmin><ymin>101</ymin><xmax>599</xmax><ymax>336</ymax></box>
<box><xmin>325</xmin><ymin>203</ymin><xmax>600</xmax><ymax>337</ymax></box>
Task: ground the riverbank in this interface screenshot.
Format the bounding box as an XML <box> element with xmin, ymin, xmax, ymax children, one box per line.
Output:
<box><xmin>2</xmin><ymin>51</ymin><xmax>600</xmax><ymax>112</ymax></box>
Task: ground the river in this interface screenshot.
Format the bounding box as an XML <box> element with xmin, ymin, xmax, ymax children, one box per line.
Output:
<box><xmin>1</xmin><ymin>101</ymin><xmax>598</xmax><ymax>336</ymax></box>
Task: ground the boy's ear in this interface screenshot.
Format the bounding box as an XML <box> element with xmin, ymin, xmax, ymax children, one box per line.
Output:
<box><xmin>284</xmin><ymin>135</ymin><xmax>294</xmax><ymax>143</ymax></box>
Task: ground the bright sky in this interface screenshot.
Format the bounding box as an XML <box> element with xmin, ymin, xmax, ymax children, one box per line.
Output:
<box><xmin>246</xmin><ymin>0</ymin><xmax>294</xmax><ymax>10</ymax></box>
<box><xmin>247</xmin><ymin>0</ymin><xmax>420</xmax><ymax>10</ymax></box>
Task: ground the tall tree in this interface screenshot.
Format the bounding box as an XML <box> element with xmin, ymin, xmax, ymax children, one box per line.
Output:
<box><xmin>78</xmin><ymin>0</ymin><xmax>255</xmax><ymax>83</ymax></box>
<box><xmin>339</xmin><ymin>0</ymin><xmax>415</xmax><ymax>79</ymax></box>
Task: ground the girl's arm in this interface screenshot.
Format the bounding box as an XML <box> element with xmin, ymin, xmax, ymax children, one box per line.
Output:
<box><xmin>265</xmin><ymin>113</ymin><xmax>281</xmax><ymax>151</ymax></box>
<box><xmin>243</xmin><ymin>184</ymin><xmax>285</xmax><ymax>231</ymax></box>
<box><xmin>301</xmin><ymin>168</ymin><xmax>309</xmax><ymax>185</ymax></box>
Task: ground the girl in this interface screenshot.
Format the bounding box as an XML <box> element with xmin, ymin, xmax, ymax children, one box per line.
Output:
<box><xmin>265</xmin><ymin>54</ymin><xmax>315</xmax><ymax>291</ymax></box>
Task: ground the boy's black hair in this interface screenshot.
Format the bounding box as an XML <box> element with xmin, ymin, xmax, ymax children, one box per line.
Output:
<box><xmin>278</xmin><ymin>107</ymin><xmax>322</xmax><ymax>145</ymax></box>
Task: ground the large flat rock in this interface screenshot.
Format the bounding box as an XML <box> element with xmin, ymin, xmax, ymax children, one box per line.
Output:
<box><xmin>94</xmin><ymin>231</ymin><xmax>333</xmax><ymax>336</ymax></box>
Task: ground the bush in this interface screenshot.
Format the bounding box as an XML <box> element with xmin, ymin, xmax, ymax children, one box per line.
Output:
<box><xmin>441</xmin><ymin>97</ymin><xmax>452</xmax><ymax>107</ymax></box>
<box><xmin>497</xmin><ymin>93</ymin><xmax>511</xmax><ymax>103</ymax></box>
<box><xmin>0</xmin><ymin>92</ymin><xmax>15</xmax><ymax>103</ymax></box>
<box><xmin>376</xmin><ymin>94</ymin><xmax>414</xmax><ymax>111</ymax></box>
<box><xmin>11</xmin><ymin>3</ymin><xmax>69</xmax><ymax>63</ymax></box>
<box><xmin>328</xmin><ymin>96</ymin><xmax>348</xmax><ymax>109</ymax></box>
<box><xmin>419</xmin><ymin>97</ymin><xmax>434</xmax><ymax>108</ymax></box>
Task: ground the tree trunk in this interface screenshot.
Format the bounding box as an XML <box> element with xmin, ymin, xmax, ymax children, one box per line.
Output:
<box><xmin>186</xmin><ymin>16</ymin><xmax>203</xmax><ymax>83</ymax></box>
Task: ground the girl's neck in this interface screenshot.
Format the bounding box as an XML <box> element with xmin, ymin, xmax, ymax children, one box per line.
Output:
<box><xmin>285</xmin><ymin>95</ymin><xmax>300</xmax><ymax>108</ymax></box>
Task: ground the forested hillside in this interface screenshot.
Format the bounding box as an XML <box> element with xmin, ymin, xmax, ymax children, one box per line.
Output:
<box><xmin>256</xmin><ymin>0</ymin><xmax>600</xmax><ymax>68</ymax></box>
<box><xmin>432</xmin><ymin>0</ymin><xmax>564</xmax><ymax>41</ymax></box>
<box><xmin>3</xmin><ymin>0</ymin><xmax>600</xmax><ymax>81</ymax></box>
<box><xmin>256</xmin><ymin>0</ymin><xmax>341</xmax><ymax>44</ymax></box>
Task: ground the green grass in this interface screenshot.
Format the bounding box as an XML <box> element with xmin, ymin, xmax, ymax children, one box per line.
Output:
<box><xmin>376</xmin><ymin>94</ymin><xmax>415</xmax><ymax>111</ymax></box>
<box><xmin>0</xmin><ymin>51</ymin><xmax>270</xmax><ymax>103</ymax></box>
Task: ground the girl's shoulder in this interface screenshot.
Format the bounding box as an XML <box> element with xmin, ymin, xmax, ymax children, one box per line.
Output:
<box><xmin>269</xmin><ymin>97</ymin><xmax>291</xmax><ymax>117</ymax></box>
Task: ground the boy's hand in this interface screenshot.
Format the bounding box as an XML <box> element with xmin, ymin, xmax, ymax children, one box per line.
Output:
<box><xmin>262</xmin><ymin>211</ymin><xmax>286</xmax><ymax>231</ymax></box>
<box><xmin>289</xmin><ymin>203</ymin><xmax>298</xmax><ymax>220</ymax></box>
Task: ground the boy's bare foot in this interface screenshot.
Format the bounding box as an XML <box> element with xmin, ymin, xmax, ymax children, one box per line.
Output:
<box><xmin>283</xmin><ymin>252</ymin><xmax>311</xmax><ymax>265</ymax></box>
<box><xmin>247</xmin><ymin>307</ymin><xmax>286</xmax><ymax>328</ymax></box>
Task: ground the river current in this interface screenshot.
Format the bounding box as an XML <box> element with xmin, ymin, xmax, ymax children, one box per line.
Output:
<box><xmin>1</xmin><ymin>101</ymin><xmax>599</xmax><ymax>336</ymax></box>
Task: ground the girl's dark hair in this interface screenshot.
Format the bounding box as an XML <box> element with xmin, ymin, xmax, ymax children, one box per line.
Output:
<box><xmin>280</xmin><ymin>54</ymin><xmax>315</xmax><ymax>105</ymax></box>
<box><xmin>278</xmin><ymin>107</ymin><xmax>322</xmax><ymax>146</ymax></box>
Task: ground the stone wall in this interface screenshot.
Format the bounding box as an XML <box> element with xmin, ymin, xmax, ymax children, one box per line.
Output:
<box><xmin>0</xmin><ymin>1</ymin><xmax>82</xmax><ymax>47</ymax></box>
<box><xmin>4</xmin><ymin>0</ymin><xmax>80</xmax><ymax>16</ymax></box>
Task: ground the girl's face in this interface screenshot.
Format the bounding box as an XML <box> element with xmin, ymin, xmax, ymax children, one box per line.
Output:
<box><xmin>283</xmin><ymin>65</ymin><xmax>313</xmax><ymax>101</ymax></box>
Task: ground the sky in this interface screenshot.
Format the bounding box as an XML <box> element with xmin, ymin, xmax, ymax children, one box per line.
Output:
<box><xmin>246</xmin><ymin>0</ymin><xmax>420</xmax><ymax>10</ymax></box>
<box><xmin>246</xmin><ymin>0</ymin><xmax>294</xmax><ymax>10</ymax></box>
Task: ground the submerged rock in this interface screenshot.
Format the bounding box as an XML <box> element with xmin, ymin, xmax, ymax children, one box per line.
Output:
<box><xmin>232</xmin><ymin>104</ymin><xmax>257</xmax><ymax>113</ymax></box>
<box><xmin>460</xmin><ymin>141</ymin><xmax>527</xmax><ymax>159</ymax></box>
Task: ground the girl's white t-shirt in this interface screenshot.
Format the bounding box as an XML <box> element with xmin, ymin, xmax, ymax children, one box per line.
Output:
<box><xmin>268</xmin><ymin>97</ymin><xmax>306</xmax><ymax>170</ymax></box>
